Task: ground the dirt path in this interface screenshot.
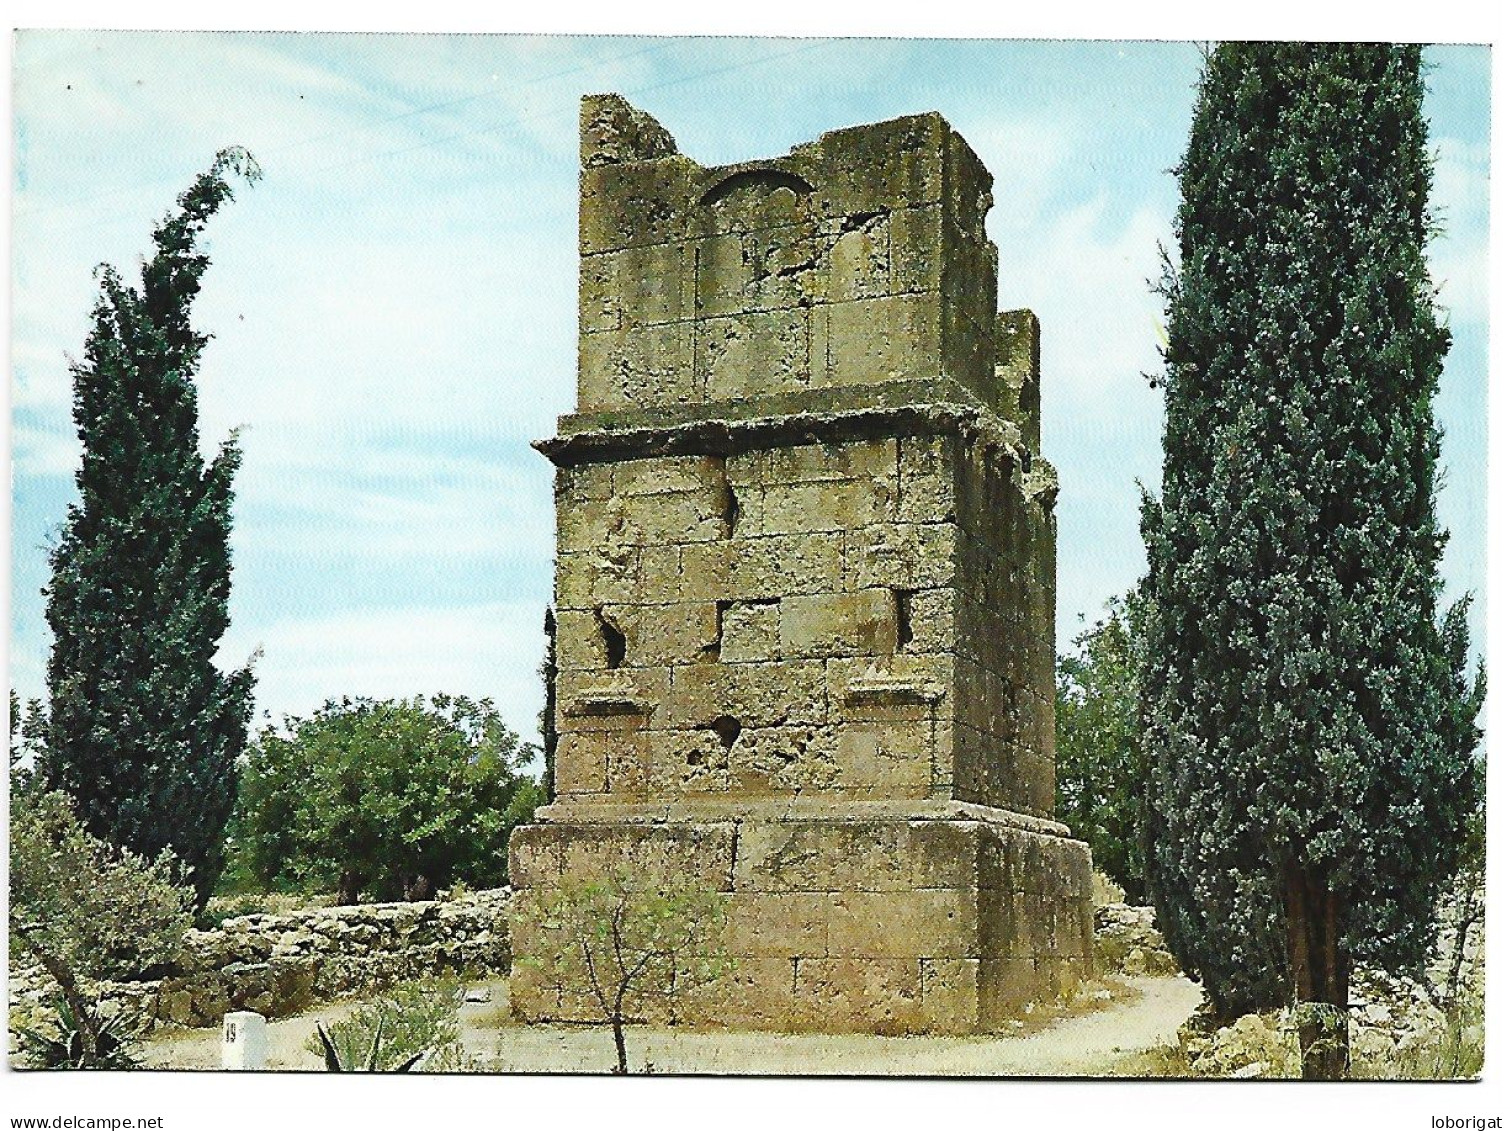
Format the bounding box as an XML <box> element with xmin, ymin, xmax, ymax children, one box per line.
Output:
<box><xmin>142</xmin><ymin>974</ymin><xmax>1201</xmax><ymax>1076</ymax></box>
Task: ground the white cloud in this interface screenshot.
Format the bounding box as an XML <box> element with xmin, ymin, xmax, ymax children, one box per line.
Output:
<box><xmin>996</xmin><ymin>194</ymin><xmax>1171</xmax><ymax>404</ymax></box>
<box><xmin>222</xmin><ymin>600</ymin><xmax>549</xmax><ymax>746</ymax></box>
<box><xmin>953</xmin><ymin>115</ymin><xmax>1082</xmax><ymax>218</ymax></box>
<box><xmin>232</xmin><ymin>447</ymin><xmax>555</xmax><ymax>564</ymax></box>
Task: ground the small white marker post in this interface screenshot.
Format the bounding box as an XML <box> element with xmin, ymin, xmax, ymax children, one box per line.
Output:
<box><xmin>221</xmin><ymin>1011</ymin><xmax>267</xmax><ymax>1071</ymax></box>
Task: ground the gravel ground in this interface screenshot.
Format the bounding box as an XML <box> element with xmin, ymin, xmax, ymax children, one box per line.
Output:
<box><xmin>140</xmin><ymin>974</ymin><xmax>1202</xmax><ymax>1077</ymax></box>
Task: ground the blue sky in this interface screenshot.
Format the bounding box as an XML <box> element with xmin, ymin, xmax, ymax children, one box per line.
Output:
<box><xmin>10</xmin><ymin>34</ymin><xmax>1491</xmax><ymax>751</ymax></box>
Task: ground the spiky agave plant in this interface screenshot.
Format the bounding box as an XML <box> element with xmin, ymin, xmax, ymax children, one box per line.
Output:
<box><xmin>14</xmin><ymin>996</ymin><xmax>140</xmax><ymax>1070</ymax></box>
<box><xmin>313</xmin><ymin>1017</ymin><xmax>426</xmax><ymax>1073</ymax></box>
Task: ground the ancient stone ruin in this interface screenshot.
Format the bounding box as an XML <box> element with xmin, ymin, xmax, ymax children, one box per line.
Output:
<box><xmin>508</xmin><ymin>94</ymin><xmax>1093</xmax><ymax>1033</ymax></box>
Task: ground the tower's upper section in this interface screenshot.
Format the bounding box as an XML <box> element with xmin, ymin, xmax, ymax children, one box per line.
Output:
<box><xmin>575</xmin><ymin>94</ymin><xmax>1030</xmax><ymax>430</ymax></box>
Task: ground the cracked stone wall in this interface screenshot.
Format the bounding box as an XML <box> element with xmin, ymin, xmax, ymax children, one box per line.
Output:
<box><xmin>549</xmin><ymin>425</ymin><xmax>1056</xmax><ymax>815</ymax></box>
<box><xmin>577</xmin><ymin>100</ymin><xmax>1000</xmax><ymax>414</ymax></box>
<box><xmin>509</xmin><ymin>95</ymin><xmax>1090</xmax><ymax>1034</ymax></box>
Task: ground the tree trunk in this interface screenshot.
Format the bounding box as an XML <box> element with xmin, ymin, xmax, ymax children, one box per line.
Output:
<box><xmin>1283</xmin><ymin>863</ymin><xmax>1350</xmax><ymax>1080</ymax></box>
<box><xmin>1443</xmin><ymin>876</ymin><xmax>1482</xmax><ymax>1007</ymax></box>
<box><xmin>19</xmin><ymin>930</ymin><xmax>100</xmax><ymax>1065</ymax></box>
<box><xmin>610</xmin><ymin>1011</ymin><xmax>628</xmax><ymax>1075</ymax></box>
<box><xmin>336</xmin><ymin>869</ymin><xmax>363</xmax><ymax>906</ymax></box>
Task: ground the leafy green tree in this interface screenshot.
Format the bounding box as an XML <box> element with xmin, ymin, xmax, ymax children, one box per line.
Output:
<box><xmin>9</xmin><ymin>690</ymin><xmax>46</xmax><ymax>793</ymax></box>
<box><xmin>234</xmin><ymin>694</ymin><xmax>542</xmax><ymax>904</ymax></box>
<box><xmin>10</xmin><ymin>788</ymin><xmax>194</xmax><ymax>1065</ymax></box>
<box><xmin>1055</xmin><ymin>595</ymin><xmax>1145</xmax><ymax>901</ymax></box>
<box><xmin>1139</xmin><ymin>44</ymin><xmax>1485</xmax><ymax>1078</ymax></box>
<box><xmin>36</xmin><ymin>149</ymin><xmax>261</xmax><ymax>908</ymax></box>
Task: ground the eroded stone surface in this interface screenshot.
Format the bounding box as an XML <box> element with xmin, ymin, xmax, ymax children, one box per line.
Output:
<box><xmin>510</xmin><ymin>96</ymin><xmax>1090</xmax><ymax>1034</ymax></box>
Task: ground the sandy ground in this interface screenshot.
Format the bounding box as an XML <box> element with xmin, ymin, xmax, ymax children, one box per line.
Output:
<box><xmin>141</xmin><ymin>974</ymin><xmax>1202</xmax><ymax>1076</ymax></box>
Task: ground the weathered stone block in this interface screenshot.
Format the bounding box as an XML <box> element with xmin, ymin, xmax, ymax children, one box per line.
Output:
<box><xmin>515</xmin><ymin>821</ymin><xmax>737</xmax><ymax>891</ymax></box>
<box><xmin>555</xmin><ymin>667</ymin><xmax>670</xmax><ymax>732</ymax></box>
<box><xmin>632</xmin><ymin>601</ymin><xmax>721</xmax><ymax>665</ymax></box>
<box><xmin>778</xmin><ymin>589</ymin><xmax>896</xmax><ymax>658</ymax></box>
<box><xmin>577</xmin><ymin>318</ymin><xmax>697</xmax><ymax>411</ymax></box>
<box><xmin>581</xmin><ymin>93</ymin><xmax>680</xmax><ymax>169</ymax></box>
<box><xmin>650</xmin><ymin>727</ymin><xmax>732</xmax><ymax>794</ymax></box>
<box><xmin>821</xmin><ymin>213</ymin><xmax>891</xmax><ymax>303</ymax></box>
<box><xmin>844</xmin><ymin>521</ymin><xmax>960</xmax><ymax>590</ymax></box>
<box><xmin>731</xmin><ymin>724</ymin><xmax>842</xmax><ymax>792</ymax></box>
<box><xmin>613</xmin><ymin>453</ymin><xmax>727</xmax><ymax>496</ymax></box>
<box><xmin>905</xmin><ymin>587</ymin><xmax>955</xmax><ymax>653</ymax></box>
<box><xmin>724</xmin><ymin>892</ymin><xmax>829</xmax><ymax>957</ymax></box>
<box><xmin>824</xmin><ymin>293</ymin><xmax>943</xmax><ymax>386</ymax></box>
<box><xmin>889</xmin><ymin>204</ymin><xmax>944</xmax><ymax>294</ymax></box>
<box><xmin>793</xmin><ymin>958</ymin><xmax>924</xmax><ymax>1034</ymax></box>
<box><xmin>765</xmin><ymin>438</ymin><xmax>898</xmax><ymax>486</ymax></box>
<box><xmin>553</xmin><ymin>732</ymin><xmax>611</xmax><ymax>795</ymax></box>
<box><xmin>996</xmin><ymin>309</ymin><xmax>1041</xmax><ymax>450</ymax></box>
<box><xmin>698</xmin><ymin>309</ymin><xmax>812</xmax><ymax>399</ymax></box>
<box><xmin>697</xmin><ymin>168</ymin><xmax>812</xmax><ymax>234</ymax></box>
<box><xmin>828</xmin><ymin>888</ymin><xmax>979</xmax><ymax>958</ymax></box>
<box><xmin>760</xmin><ymin>478</ymin><xmax>897</xmax><ymax>535</ymax></box>
<box><xmin>809</xmin><ymin>112</ymin><xmax>948</xmax><ymax>216</ymax></box>
<box><xmin>676</xmin><ymin>533</ymin><xmax>846</xmax><ymax>599</ymax></box>
<box><xmin>579</xmin><ymin>157</ymin><xmax>699</xmax><ymax>255</ymax></box>
<box><xmin>668</xmin><ymin>660</ymin><xmax>828</xmax><ymax>729</ymax></box>
<box><xmin>555</xmin><ymin>547</ymin><xmax>641</xmax><ymax>609</ymax></box>
<box><xmin>733</xmin><ymin>819</ymin><xmax>981</xmax><ymax>893</ymax></box>
<box><xmin>581</xmin><ymin>241</ymin><xmax>695</xmax><ymax>331</ymax></box>
<box><xmin>680</xmin><ymin>956</ymin><xmax>800</xmax><ymax>1028</ymax></box>
<box><xmin>721</xmin><ymin>599</ymin><xmax>780</xmax><ymax>663</ymax></box>
<box><xmin>921</xmin><ymin>957</ymin><xmax>982</xmax><ymax>1034</ymax></box>
<box><xmin>831</xmin><ymin>723</ymin><xmax>935</xmax><ymax>795</ymax></box>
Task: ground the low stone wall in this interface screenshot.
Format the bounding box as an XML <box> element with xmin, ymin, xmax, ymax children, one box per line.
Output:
<box><xmin>1169</xmin><ymin>895</ymin><xmax>1484</xmax><ymax>1079</ymax></box>
<box><xmin>10</xmin><ymin>888</ymin><xmax>512</xmax><ymax>1035</ymax></box>
<box><xmin>1093</xmin><ymin>903</ymin><xmax>1180</xmax><ymax>977</ymax></box>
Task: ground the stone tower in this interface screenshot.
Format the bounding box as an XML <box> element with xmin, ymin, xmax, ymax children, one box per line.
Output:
<box><xmin>508</xmin><ymin>95</ymin><xmax>1093</xmax><ymax>1034</ymax></box>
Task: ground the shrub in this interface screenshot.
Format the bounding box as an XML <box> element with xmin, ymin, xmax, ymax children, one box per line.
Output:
<box><xmin>303</xmin><ymin>978</ymin><xmax>471</xmax><ymax>1072</ymax></box>
<box><xmin>13</xmin><ymin>997</ymin><xmax>141</xmax><ymax>1071</ymax></box>
<box><xmin>9</xmin><ymin>788</ymin><xmax>193</xmax><ymax>1066</ymax></box>
<box><xmin>1055</xmin><ymin>596</ymin><xmax>1145</xmax><ymax>901</ymax></box>
<box><xmin>232</xmin><ymin>694</ymin><xmax>540</xmax><ymax>903</ymax></box>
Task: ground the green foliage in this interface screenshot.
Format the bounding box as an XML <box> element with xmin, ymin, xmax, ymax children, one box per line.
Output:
<box><xmin>305</xmin><ymin>978</ymin><xmax>469</xmax><ymax>1072</ymax></box>
<box><xmin>1138</xmin><ymin>43</ymin><xmax>1486</xmax><ymax>1028</ymax></box>
<box><xmin>1055</xmin><ymin>594</ymin><xmax>1145</xmax><ymax>901</ymax></box>
<box><xmin>10</xmin><ymin>789</ymin><xmax>194</xmax><ymax>985</ymax></box>
<box><xmin>232</xmin><ymin>694</ymin><xmax>539</xmax><ymax>903</ymax></box>
<box><xmin>13</xmin><ymin>996</ymin><xmax>141</xmax><ymax>1071</ymax></box>
<box><xmin>540</xmin><ymin>608</ymin><xmax>558</xmax><ymax>804</ymax></box>
<box><xmin>9</xmin><ymin>788</ymin><xmax>193</xmax><ymax>1068</ymax></box>
<box><xmin>519</xmin><ymin>869</ymin><xmax>733</xmax><ymax>1074</ymax></box>
<box><xmin>37</xmin><ymin>149</ymin><xmax>261</xmax><ymax>909</ymax></box>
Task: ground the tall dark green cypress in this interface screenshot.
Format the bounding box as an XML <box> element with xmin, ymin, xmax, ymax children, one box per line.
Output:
<box><xmin>39</xmin><ymin>149</ymin><xmax>261</xmax><ymax>909</ymax></box>
<box><xmin>1138</xmin><ymin>45</ymin><xmax>1484</xmax><ymax>1078</ymax></box>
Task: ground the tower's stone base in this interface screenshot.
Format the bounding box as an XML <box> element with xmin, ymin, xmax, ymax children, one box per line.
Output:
<box><xmin>507</xmin><ymin>800</ymin><xmax>1093</xmax><ymax>1035</ymax></box>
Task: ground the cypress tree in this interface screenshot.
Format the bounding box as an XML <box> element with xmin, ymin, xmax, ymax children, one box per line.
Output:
<box><xmin>39</xmin><ymin>149</ymin><xmax>261</xmax><ymax>909</ymax></box>
<box><xmin>1138</xmin><ymin>44</ymin><xmax>1484</xmax><ymax>1078</ymax></box>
